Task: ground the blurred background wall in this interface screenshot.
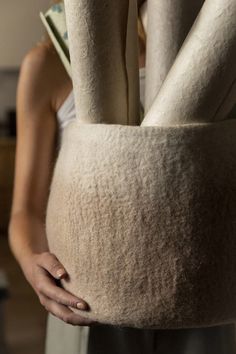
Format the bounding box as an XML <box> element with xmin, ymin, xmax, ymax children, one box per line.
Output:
<box><xmin>0</xmin><ymin>0</ymin><xmax>50</xmax><ymax>68</ymax></box>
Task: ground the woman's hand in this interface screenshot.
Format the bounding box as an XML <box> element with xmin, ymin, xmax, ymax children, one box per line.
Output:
<box><xmin>22</xmin><ymin>251</ymin><xmax>98</xmax><ymax>326</ymax></box>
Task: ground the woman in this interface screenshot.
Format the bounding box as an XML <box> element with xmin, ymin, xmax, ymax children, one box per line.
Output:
<box><xmin>8</xmin><ymin>0</ymin><xmax>236</xmax><ymax>353</ymax></box>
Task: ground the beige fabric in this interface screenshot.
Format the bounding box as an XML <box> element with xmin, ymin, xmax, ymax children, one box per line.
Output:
<box><xmin>142</xmin><ymin>0</ymin><xmax>236</xmax><ymax>126</ymax></box>
<box><xmin>46</xmin><ymin>119</ymin><xmax>236</xmax><ymax>329</ymax></box>
<box><xmin>45</xmin><ymin>313</ymin><xmax>89</xmax><ymax>354</ymax></box>
<box><xmin>63</xmin><ymin>0</ymin><xmax>140</xmax><ymax>125</ymax></box>
<box><xmin>144</xmin><ymin>0</ymin><xmax>204</xmax><ymax>112</ymax></box>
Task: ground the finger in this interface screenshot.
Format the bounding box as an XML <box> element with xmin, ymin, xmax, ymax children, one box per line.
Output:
<box><xmin>36</xmin><ymin>267</ymin><xmax>89</xmax><ymax>310</ymax></box>
<box><xmin>36</xmin><ymin>252</ymin><xmax>67</xmax><ymax>279</ymax></box>
<box><xmin>39</xmin><ymin>293</ymin><xmax>97</xmax><ymax>326</ymax></box>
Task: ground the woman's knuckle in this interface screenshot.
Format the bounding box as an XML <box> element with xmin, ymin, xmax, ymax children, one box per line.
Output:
<box><xmin>66</xmin><ymin>299</ymin><xmax>76</xmax><ymax>307</ymax></box>
<box><xmin>51</xmin><ymin>261</ymin><xmax>60</xmax><ymax>272</ymax></box>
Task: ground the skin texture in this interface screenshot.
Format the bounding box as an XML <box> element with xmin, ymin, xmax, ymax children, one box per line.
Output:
<box><xmin>8</xmin><ymin>9</ymin><xmax>146</xmax><ymax>326</ymax></box>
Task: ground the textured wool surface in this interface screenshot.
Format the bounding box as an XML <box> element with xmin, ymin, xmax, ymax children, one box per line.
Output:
<box><xmin>46</xmin><ymin>119</ymin><xmax>236</xmax><ymax>329</ymax></box>
<box><xmin>64</xmin><ymin>0</ymin><xmax>140</xmax><ymax>125</ymax></box>
<box><xmin>144</xmin><ymin>0</ymin><xmax>204</xmax><ymax>112</ymax></box>
<box><xmin>142</xmin><ymin>0</ymin><xmax>236</xmax><ymax>126</ymax></box>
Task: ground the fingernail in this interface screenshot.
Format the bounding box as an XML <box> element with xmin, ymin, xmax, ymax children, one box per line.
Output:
<box><xmin>57</xmin><ymin>269</ymin><xmax>65</xmax><ymax>278</ymax></box>
<box><xmin>77</xmin><ymin>302</ymin><xmax>86</xmax><ymax>310</ymax></box>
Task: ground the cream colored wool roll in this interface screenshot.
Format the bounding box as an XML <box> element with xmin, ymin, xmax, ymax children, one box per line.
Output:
<box><xmin>144</xmin><ymin>0</ymin><xmax>204</xmax><ymax>112</ymax></box>
<box><xmin>46</xmin><ymin>119</ymin><xmax>236</xmax><ymax>329</ymax></box>
<box><xmin>142</xmin><ymin>0</ymin><xmax>236</xmax><ymax>126</ymax></box>
<box><xmin>64</xmin><ymin>0</ymin><xmax>140</xmax><ymax>125</ymax></box>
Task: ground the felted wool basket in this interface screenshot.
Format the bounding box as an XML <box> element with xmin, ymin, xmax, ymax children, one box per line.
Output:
<box><xmin>46</xmin><ymin>118</ymin><xmax>236</xmax><ymax>329</ymax></box>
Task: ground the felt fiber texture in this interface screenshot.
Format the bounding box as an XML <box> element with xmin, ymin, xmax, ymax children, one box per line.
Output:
<box><xmin>64</xmin><ymin>0</ymin><xmax>140</xmax><ymax>125</ymax></box>
<box><xmin>46</xmin><ymin>119</ymin><xmax>236</xmax><ymax>329</ymax></box>
<box><xmin>142</xmin><ymin>0</ymin><xmax>236</xmax><ymax>126</ymax></box>
<box><xmin>144</xmin><ymin>0</ymin><xmax>204</xmax><ymax>112</ymax></box>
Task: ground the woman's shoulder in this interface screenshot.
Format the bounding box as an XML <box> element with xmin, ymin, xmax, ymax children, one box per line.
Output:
<box><xmin>21</xmin><ymin>42</ymin><xmax>60</xmax><ymax>83</ymax></box>
<box><xmin>23</xmin><ymin>41</ymin><xmax>54</xmax><ymax>64</ymax></box>
<box><xmin>19</xmin><ymin>42</ymin><xmax>72</xmax><ymax>112</ymax></box>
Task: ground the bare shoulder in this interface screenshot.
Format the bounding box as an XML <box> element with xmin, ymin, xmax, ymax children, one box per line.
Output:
<box><xmin>21</xmin><ymin>43</ymin><xmax>59</xmax><ymax>88</ymax></box>
<box><xmin>19</xmin><ymin>42</ymin><xmax>72</xmax><ymax>112</ymax></box>
<box><xmin>22</xmin><ymin>42</ymin><xmax>55</xmax><ymax>68</ymax></box>
<box><xmin>21</xmin><ymin>42</ymin><xmax>68</xmax><ymax>82</ymax></box>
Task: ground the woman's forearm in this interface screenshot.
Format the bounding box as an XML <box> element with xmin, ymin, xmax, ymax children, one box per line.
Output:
<box><xmin>8</xmin><ymin>211</ymin><xmax>49</xmax><ymax>268</ymax></box>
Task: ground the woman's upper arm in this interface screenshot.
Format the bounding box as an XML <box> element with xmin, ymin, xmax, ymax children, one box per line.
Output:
<box><xmin>11</xmin><ymin>46</ymin><xmax>58</xmax><ymax>221</ymax></box>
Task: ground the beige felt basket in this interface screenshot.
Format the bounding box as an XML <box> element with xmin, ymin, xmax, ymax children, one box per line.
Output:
<box><xmin>46</xmin><ymin>119</ymin><xmax>236</xmax><ymax>329</ymax></box>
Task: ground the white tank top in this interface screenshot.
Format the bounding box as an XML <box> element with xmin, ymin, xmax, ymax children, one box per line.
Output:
<box><xmin>56</xmin><ymin>67</ymin><xmax>146</xmax><ymax>131</ymax></box>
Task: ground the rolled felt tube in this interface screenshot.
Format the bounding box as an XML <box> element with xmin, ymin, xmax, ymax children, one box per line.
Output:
<box><xmin>144</xmin><ymin>0</ymin><xmax>204</xmax><ymax>113</ymax></box>
<box><xmin>63</xmin><ymin>0</ymin><xmax>140</xmax><ymax>125</ymax></box>
<box><xmin>142</xmin><ymin>0</ymin><xmax>236</xmax><ymax>126</ymax></box>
